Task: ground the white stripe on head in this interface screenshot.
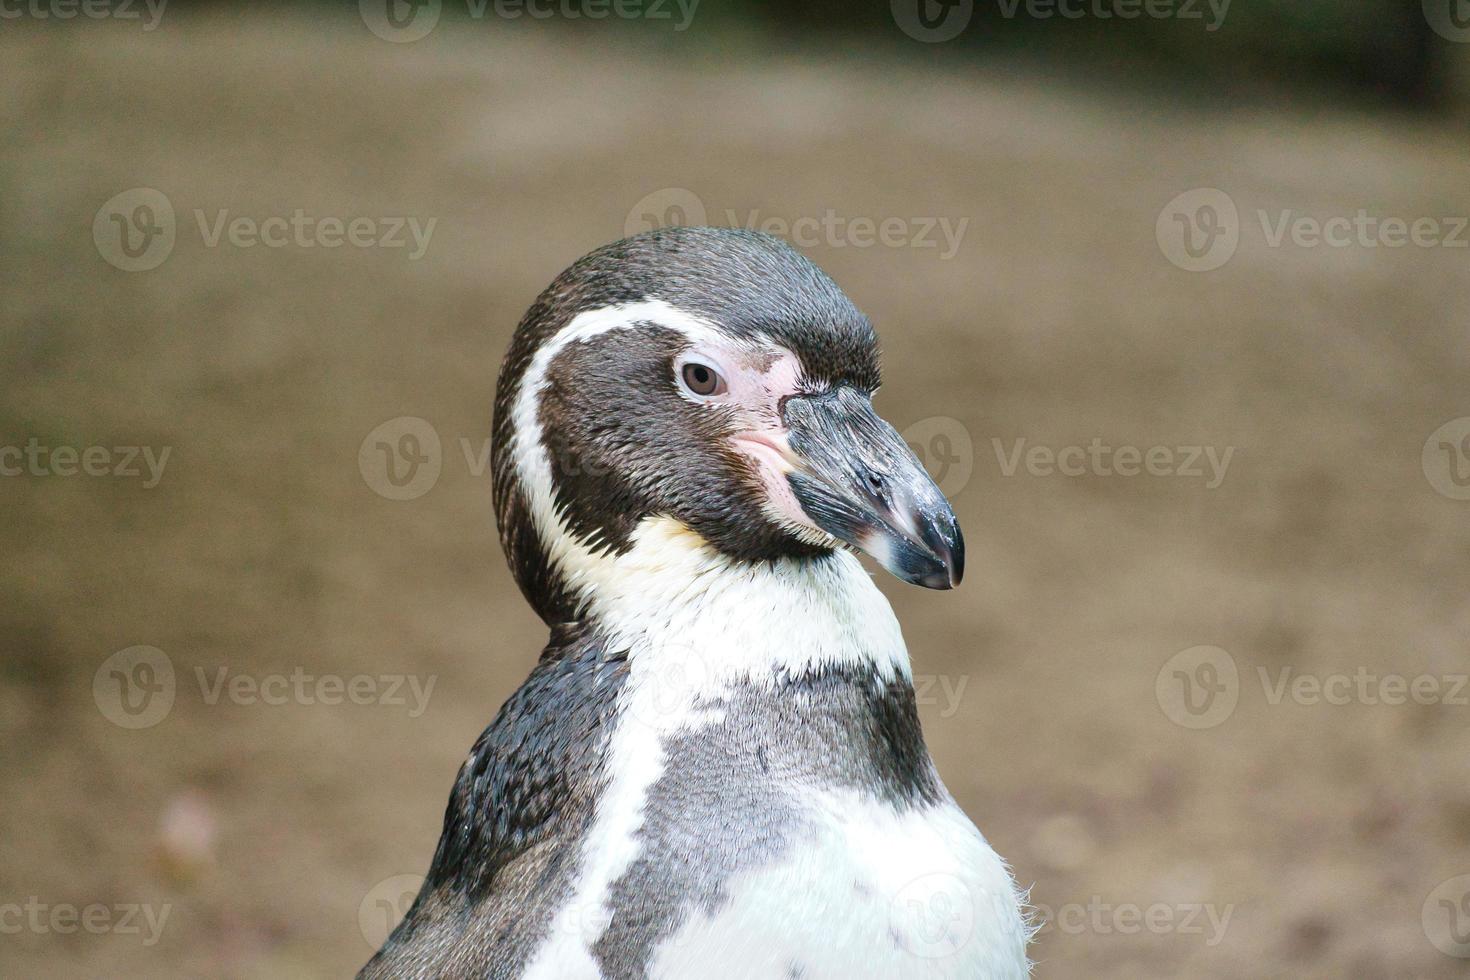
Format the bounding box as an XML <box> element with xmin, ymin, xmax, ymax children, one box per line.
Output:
<box><xmin>509</xmin><ymin>298</ymin><xmax>727</xmax><ymax>597</ymax></box>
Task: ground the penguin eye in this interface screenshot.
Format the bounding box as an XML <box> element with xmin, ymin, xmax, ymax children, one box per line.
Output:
<box><xmin>680</xmin><ymin>362</ymin><xmax>727</xmax><ymax>397</ymax></box>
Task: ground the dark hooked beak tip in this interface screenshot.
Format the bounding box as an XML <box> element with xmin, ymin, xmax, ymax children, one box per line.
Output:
<box><xmin>907</xmin><ymin>514</ymin><xmax>965</xmax><ymax>590</ymax></box>
<box><xmin>782</xmin><ymin>387</ymin><xmax>967</xmax><ymax>592</ymax></box>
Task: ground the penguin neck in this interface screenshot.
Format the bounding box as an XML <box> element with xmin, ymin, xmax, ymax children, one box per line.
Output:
<box><xmin>566</xmin><ymin>516</ymin><xmax>913</xmax><ymax>694</ymax></box>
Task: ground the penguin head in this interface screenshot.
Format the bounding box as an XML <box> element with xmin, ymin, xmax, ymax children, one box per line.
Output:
<box><xmin>493</xmin><ymin>227</ymin><xmax>962</xmax><ymax>623</ymax></box>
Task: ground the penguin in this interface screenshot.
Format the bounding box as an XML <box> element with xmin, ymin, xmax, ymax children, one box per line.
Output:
<box><xmin>360</xmin><ymin>227</ymin><xmax>1032</xmax><ymax>980</ymax></box>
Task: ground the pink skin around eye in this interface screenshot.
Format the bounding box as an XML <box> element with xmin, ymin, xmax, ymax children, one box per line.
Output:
<box><xmin>676</xmin><ymin>342</ymin><xmax>822</xmax><ymax>536</ymax></box>
<box><xmin>724</xmin><ymin>351</ymin><xmax>825</xmax><ymax>536</ymax></box>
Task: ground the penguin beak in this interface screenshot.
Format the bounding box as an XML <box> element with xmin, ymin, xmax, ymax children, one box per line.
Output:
<box><xmin>780</xmin><ymin>387</ymin><xmax>964</xmax><ymax>590</ymax></box>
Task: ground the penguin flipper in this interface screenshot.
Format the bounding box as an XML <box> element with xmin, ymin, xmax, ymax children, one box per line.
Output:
<box><xmin>359</xmin><ymin>626</ymin><xmax>627</xmax><ymax>979</ymax></box>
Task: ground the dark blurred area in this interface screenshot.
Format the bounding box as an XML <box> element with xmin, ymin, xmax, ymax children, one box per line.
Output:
<box><xmin>167</xmin><ymin>0</ymin><xmax>1470</xmax><ymax>106</ymax></box>
<box><xmin>675</xmin><ymin>0</ymin><xmax>1461</xmax><ymax>106</ymax></box>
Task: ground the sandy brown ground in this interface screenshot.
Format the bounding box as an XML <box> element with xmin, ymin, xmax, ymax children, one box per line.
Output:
<box><xmin>3</xmin><ymin>10</ymin><xmax>1470</xmax><ymax>979</ymax></box>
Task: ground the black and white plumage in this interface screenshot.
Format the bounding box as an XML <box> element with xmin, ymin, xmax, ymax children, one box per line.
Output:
<box><xmin>360</xmin><ymin>228</ymin><xmax>1032</xmax><ymax>980</ymax></box>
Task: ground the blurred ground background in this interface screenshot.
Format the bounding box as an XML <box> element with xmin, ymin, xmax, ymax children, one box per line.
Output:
<box><xmin>3</xmin><ymin>3</ymin><xmax>1470</xmax><ymax>978</ymax></box>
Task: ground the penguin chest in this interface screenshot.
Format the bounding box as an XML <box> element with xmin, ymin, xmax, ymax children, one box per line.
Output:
<box><xmin>643</xmin><ymin>792</ymin><xmax>1031</xmax><ymax>980</ymax></box>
